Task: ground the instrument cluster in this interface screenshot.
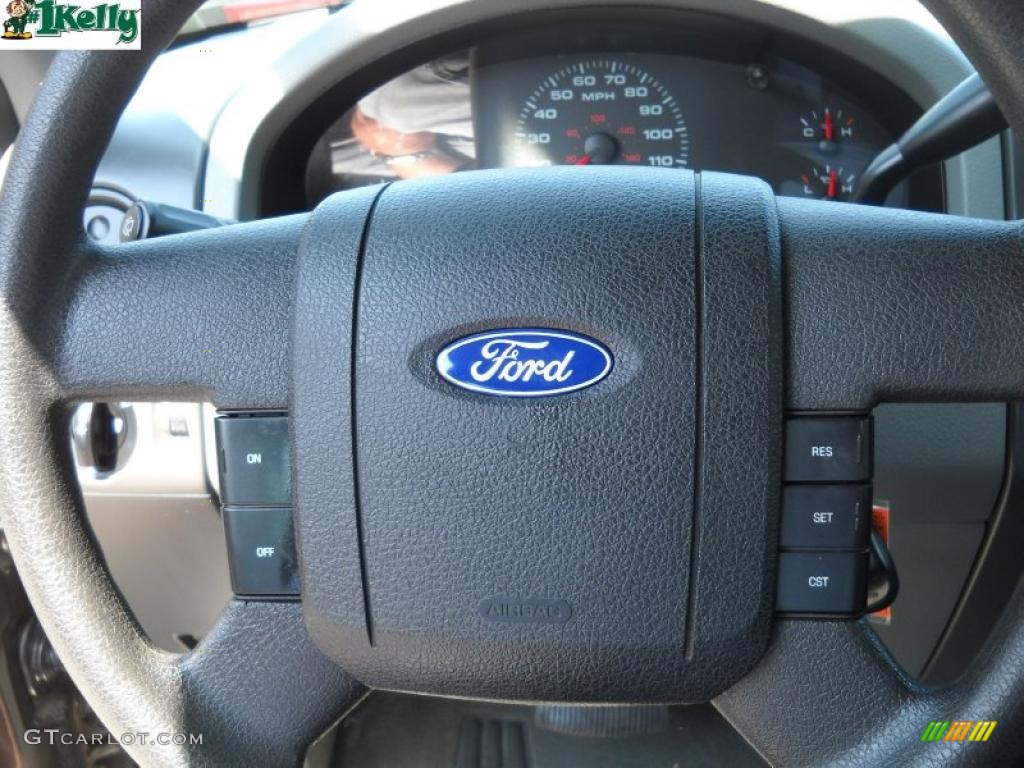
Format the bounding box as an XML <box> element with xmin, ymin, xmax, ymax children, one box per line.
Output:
<box><xmin>303</xmin><ymin>24</ymin><xmax>941</xmax><ymax>212</ymax></box>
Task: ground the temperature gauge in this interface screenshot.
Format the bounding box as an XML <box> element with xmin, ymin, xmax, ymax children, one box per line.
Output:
<box><xmin>799</xmin><ymin>106</ymin><xmax>856</xmax><ymax>155</ymax></box>
<box><xmin>800</xmin><ymin>165</ymin><xmax>856</xmax><ymax>201</ymax></box>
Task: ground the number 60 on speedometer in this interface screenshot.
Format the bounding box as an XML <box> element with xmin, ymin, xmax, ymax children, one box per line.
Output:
<box><xmin>512</xmin><ymin>59</ymin><xmax>689</xmax><ymax>169</ymax></box>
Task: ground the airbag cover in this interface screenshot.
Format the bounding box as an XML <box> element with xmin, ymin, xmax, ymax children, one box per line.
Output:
<box><xmin>293</xmin><ymin>168</ymin><xmax>779</xmax><ymax>701</ymax></box>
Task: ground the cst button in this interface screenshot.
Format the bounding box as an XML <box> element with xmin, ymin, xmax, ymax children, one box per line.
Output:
<box><xmin>784</xmin><ymin>417</ymin><xmax>872</xmax><ymax>483</ymax></box>
<box><xmin>776</xmin><ymin>552</ymin><xmax>867</xmax><ymax>614</ymax></box>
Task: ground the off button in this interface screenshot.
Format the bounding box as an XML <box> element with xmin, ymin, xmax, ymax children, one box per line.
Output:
<box><xmin>223</xmin><ymin>507</ymin><xmax>299</xmax><ymax>596</ymax></box>
<box><xmin>784</xmin><ymin>417</ymin><xmax>872</xmax><ymax>483</ymax></box>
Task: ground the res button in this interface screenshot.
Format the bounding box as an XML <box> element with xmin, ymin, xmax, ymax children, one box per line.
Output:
<box><xmin>784</xmin><ymin>417</ymin><xmax>872</xmax><ymax>483</ymax></box>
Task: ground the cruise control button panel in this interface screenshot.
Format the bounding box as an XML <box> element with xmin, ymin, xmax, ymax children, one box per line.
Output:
<box><xmin>784</xmin><ymin>417</ymin><xmax>872</xmax><ymax>483</ymax></box>
<box><xmin>215</xmin><ymin>414</ymin><xmax>290</xmax><ymax>505</ymax></box>
<box><xmin>223</xmin><ymin>506</ymin><xmax>299</xmax><ymax>597</ymax></box>
<box><xmin>778</xmin><ymin>415</ymin><xmax>874</xmax><ymax>617</ymax></box>
<box><xmin>781</xmin><ymin>484</ymin><xmax>871</xmax><ymax>550</ymax></box>
<box><xmin>215</xmin><ymin>412</ymin><xmax>298</xmax><ymax>599</ymax></box>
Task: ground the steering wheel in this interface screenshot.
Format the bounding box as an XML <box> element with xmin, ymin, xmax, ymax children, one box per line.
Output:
<box><xmin>2</xmin><ymin>0</ymin><xmax>1024</xmax><ymax>765</ymax></box>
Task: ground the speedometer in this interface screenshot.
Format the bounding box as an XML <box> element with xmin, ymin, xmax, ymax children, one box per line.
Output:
<box><xmin>512</xmin><ymin>59</ymin><xmax>689</xmax><ymax>169</ymax></box>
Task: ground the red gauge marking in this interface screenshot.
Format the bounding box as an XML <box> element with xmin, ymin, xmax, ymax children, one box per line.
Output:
<box><xmin>590</xmin><ymin>114</ymin><xmax>607</xmax><ymax>124</ymax></box>
<box><xmin>575</xmin><ymin>154</ymin><xmax>592</xmax><ymax>166</ymax></box>
<box><xmin>823</xmin><ymin>109</ymin><xmax>834</xmax><ymax>141</ymax></box>
<box><xmin>624</xmin><ymin>153</ymin><xmax>642</xmax><ymax>163</ymax></box>
<box><xmin>827</xmin><ymin>168</ymin><xmax>838</xmax><ymax>199</ymax></box>
<box><xmin>565</xmin><ymin>128</ymin><xmax>581</xmax><ymax>138</ymax></box>
<box><xmin>617</xmin><ymin>126</ymin><xmax>636</xmax><ymax>135</ymax></box>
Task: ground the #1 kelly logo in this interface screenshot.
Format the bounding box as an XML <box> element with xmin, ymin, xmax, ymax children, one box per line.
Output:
<box><xmin>2</xmin><ymin>0</ymin><xmax>140</xmax><ymax>48</ymax></box>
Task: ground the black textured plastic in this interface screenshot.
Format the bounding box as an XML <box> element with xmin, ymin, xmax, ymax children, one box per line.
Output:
<box><xmin>686</xmin><ymin>172</ymin><xmax>782</xmax><ymax>674</ymax></box>
<box><xmin>359</xmin><ymin>167</ymin><xmax>699</xmax><ymax>700</ymax></box>
<box><xmin>295</xmin><ymin>167</ymin><xmax>779</xmax><ymax>702</ymax></box>
<box><xmin>292</xmin><ymin>186</ymin><xmax>382</xmax><ymax>658</ymax></box>
<box><xmin>783</xmin><ymin>197</ymin><xmax>1022</xmax><ymax>410</ymax></box>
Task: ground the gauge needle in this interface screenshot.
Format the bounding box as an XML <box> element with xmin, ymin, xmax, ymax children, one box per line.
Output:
<box><xmin>575</xmin><ymin>154</ymin><xmax>592</xmax><ymax>166</ymax></box>
<box><xmin>824</xmin><ymin>109</ymin><xmax>834</xmax><ymax>142</ymax></box>
<box><xmin>827</xmin><ymin>168</ymin><xmax>838</xmax><ymax>199</ymax></box>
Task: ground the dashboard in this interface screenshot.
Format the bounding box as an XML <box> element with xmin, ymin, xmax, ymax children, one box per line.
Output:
<box><xmin>300</xmin><ymin>21</ymin><xmax>944</xmax><ymax>212</ymax></box>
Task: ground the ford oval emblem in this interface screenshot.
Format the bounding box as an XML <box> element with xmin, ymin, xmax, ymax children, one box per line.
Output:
<box><xmin>436</xmin><ymin>329</ymin><xmax>613</xmax><ymax>397</ymax></box>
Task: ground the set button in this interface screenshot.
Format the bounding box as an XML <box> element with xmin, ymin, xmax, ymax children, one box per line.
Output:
<box><xmin>781</xmin><ymin>484</ymin><xmax>871</xmax><ymax>550</ymax></box>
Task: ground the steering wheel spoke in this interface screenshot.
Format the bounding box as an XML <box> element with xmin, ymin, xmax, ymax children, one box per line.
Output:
<box><xmin>178</xmin><ymin>600</ymin><xmax>366</xmax><ymax>766</ymax></box>
<box><xmin>782</xmin><ymin>197</ymin><xmax>1024</xmax><ymax>409</ymax></box>
<box><xmin>709</xmin><ymin>196</ymin><xmax>1024</xmax><ymax>765</ymax></box>
<box><xmin>716</xmin><ymin>586</ymin><xmax>1024</xmax><ymax>766</ymax></box>
<box><xmin>0</xmin><ymin>209</ymin><xmax>372</xmax><ymax>763</ymax></box>
<box><xmin>57</xmin><ymin>219</ymin><xmax>305</xmax><ymax>408</ymax></box>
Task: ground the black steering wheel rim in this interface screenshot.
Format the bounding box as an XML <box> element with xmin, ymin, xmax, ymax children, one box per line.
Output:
<box><xmin>1</xmin><ymin>1</ymin><xmax>1024</xmax><ymax>766</ymax></box>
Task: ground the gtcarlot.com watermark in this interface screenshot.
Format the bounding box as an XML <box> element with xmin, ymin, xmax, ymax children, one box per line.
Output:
<box><xmin>24</xmin><ymin>729</ymin><xmax>202</xmax><ymax>747</ymax></box>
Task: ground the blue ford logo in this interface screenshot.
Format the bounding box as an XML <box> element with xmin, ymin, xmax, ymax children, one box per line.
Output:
<box><xmin>436</xmin><ymin>329</ymin><xmax>613</xmax><ymax>397</ymax></box>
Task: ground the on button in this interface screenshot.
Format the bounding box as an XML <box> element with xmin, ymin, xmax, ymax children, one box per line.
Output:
<box><xmin>215</xmin><ymin>415</ymin><xmax>290</xmax><ymax>505</ymax></box>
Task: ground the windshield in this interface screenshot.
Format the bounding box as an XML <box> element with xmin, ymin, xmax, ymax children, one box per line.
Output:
<box><xmin>179</xmin><ymin>0</ymin><xmax>348</xmax><ymax>37</ymax></box>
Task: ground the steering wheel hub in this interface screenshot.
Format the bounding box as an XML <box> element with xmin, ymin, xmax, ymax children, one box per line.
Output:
<box><xmin>293</xmin><ymin>167</ymin><xmax>782</xmax><ymax>700</ymax></box>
